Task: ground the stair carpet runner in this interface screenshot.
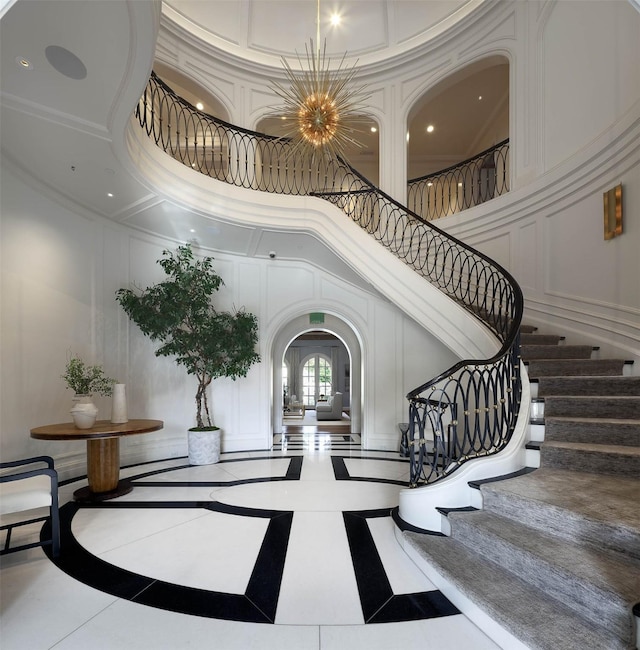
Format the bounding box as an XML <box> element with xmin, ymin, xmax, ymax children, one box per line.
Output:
<box><xmin>403</xmin><ymin>325</ymin><xmax>640</xmax><ymax>650</ymax></box>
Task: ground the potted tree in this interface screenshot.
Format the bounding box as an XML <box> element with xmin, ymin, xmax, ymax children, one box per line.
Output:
<box><xmin>115</xmin><ymin>244</ymin><xmax>260</xmax><ymax>464</ymax></box>
<box><xmin>61</xmin><ymin>355</ymin><xmax>116</xmax><ymax>428</ymax></box>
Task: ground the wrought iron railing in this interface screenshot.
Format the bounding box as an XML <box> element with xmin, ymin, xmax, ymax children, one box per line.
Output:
<box><xmin>136</xmin><ymin>72</ymin><xmax>523</xmax><ymax>486</ymax></box>
<box><xmin>407</xmin><ymin>139</ymin><xmax>510</xmax><ymax>221</ymax></box>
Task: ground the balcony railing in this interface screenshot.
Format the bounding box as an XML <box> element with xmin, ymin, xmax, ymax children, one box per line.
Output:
<box><xmin>136</xmin><ymin>72</ymin><xmax>523</xmax><ymax>486</ymax></box>
<box><xmin>407</xmin><ymin>140</ymin><xmax>510</xmax><ymax>221</ymax></box>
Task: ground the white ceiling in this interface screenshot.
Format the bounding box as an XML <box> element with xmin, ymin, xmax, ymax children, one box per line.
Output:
<box><xmin>163</xmin><ymin>0</ymin><xmax>479</xmax><ymax>66</ymax></box>
<box><xmin>0</xmin><ymin>0</ymin><xmax>506</xmax><ymax>269</ymax></box>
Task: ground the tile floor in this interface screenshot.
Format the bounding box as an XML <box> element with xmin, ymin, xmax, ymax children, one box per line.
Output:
<box><xmin>1</xmin><ymin>432</ymin><xmax>501</xmax><ymax>649</ymax></box>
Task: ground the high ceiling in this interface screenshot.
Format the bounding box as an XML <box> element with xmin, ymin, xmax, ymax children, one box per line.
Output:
<box><xmin>0</xmin><ymin>0</ymin><xmax>507</xmax><ymax>265</ymax></box>
<box><xmin>163</xmin><ymin>0</ymin><xmax>479</xmax><ymax>67</ymax></box>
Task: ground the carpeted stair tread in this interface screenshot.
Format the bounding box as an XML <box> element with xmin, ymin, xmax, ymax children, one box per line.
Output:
<box><xmin>544</xmin><ymin>395</ymin><xmax>640</xmax><ymax>419</ymax></box>
<box><xmin>447</xmin><ymin>510</ymin><xmax>640</xmax><ymax>642</ymax></box>
<box><xmin>541</xmin><ymin>441</ymin><xmax>640</xmax><ymax>477</ymax></box>
<box><xmin>478</xmin><ymin>468</ymin><xmax>640</xmax><ymax>558</ymax></box>
<box><xmin>525</xmin><ymin>358</ymin><xmax>627</xmax><ymax>377</ymax></box>
<box><xmin>403</xmin><ymin>531</ymin><xmax>632</xmax><ymax>650</ymax></box>
<box><xmin>537</xmin><ymin>375</ymin><xmax>640</xmax><ymax>396</ymax></box>
<box><xmin>545</xmin><ymin>416</ymin><xmax>640</xmax><ymax>446</ymax></box>
<box><xmin>520</xmin><ymin>333</ymin><xmax>565</xmax><ymax>346</ymax></box>
<box><xmin>521</xmin><ymin>344</ymin><xmax>595</xmax><ymax>360</ymax></box>
<box><xmin>520</xmin><ymin>324</ymin><xmax>538</xmax><ymax>334</ymax></box>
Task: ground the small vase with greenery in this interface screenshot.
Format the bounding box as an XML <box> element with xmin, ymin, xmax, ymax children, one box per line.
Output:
<box><xmin>62</xmin><ymin>355</ymin><xmax>116</xmax><ymax>397</ymax></box>
<box><xmin>62</xmin><ymin>356</ymin><xmax>116</xmax><ymax>429</ymax></box>
<box><xmin>115</xmin><ymin>244</ymin><xmax>260</xmax><ymax>462</ymax></box>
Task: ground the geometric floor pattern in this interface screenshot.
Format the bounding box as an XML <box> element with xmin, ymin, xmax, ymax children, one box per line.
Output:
<box><xmin>0</xmin><ymin>438</ymin><xmax>501</xmax><ymax>649</ymax></box>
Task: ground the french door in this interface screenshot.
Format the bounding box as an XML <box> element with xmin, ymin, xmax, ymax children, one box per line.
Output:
<box><xmin>302</xmin><ymin>355</ymin><xmax>332</xmax><ymax>407</ymax></box>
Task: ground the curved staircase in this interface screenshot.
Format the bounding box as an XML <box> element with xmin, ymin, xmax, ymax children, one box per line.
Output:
<box><xmin>402</xmin><ymin>325</ymin><xmax>640</xmax><ymax>650</ymax></box>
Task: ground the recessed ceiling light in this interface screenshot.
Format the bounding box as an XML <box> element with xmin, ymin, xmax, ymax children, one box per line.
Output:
<box><xmin>190</xmin><ymin>229</ymin><xmax>196</xmax><ymax>233</ymax></box>
<box><xmin>370</xmin><ymin>126</ymin><xmax>377</xmax><ymax>133</ymax></box>
<box><xmin>330</xmin><ymin>13</ymin><xmax>341</xmax><ymax>26</ymax></box>
<box><xmin>196</xmin><ymin>102</ymin><xmax>204</xmax><ymax>111</ymax></box>
<box><xmin>107</xmin><ymin>192</ymin><xmax>114</xmax><ymax>197</ymax></box>
<box><xmin>478</xmin><ymin>95</ymin><xmax>483</xmax><ymax>100</ymax></box>
<box><xmin>16</xmin><ymin>57</ymin><xmax>33</xmax><ymax>70</ymax></box>
<box><xmin>426</xmin><ymin>125</ymin><xmax>435</xmax><ymax>133</ymax></box>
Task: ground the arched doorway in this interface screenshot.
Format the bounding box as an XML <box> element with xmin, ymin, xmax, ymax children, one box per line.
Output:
<box><xmin>272</xmin><ymin>313</ymin><xmax>362</xmax><ymax>439</ymax></box>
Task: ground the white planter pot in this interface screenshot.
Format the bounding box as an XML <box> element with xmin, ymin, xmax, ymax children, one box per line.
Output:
<box><xmin>188</xmin><ymin>428</ymin><xmax>221</xmax><ymax>465</ymax></box>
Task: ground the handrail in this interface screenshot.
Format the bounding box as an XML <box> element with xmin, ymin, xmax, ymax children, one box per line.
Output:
<box><xmin>407</xmin><ymin>139</ymin><xmax>510</xmax><ymax>221</ymax></box>
<box><xmin>136</xmin><ymin>72</ymin><xmax>523</xmax><ymax>486</ymax></box>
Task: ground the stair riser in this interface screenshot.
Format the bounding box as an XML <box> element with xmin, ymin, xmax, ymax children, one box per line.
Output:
<box><xmin>404</xmin><ymin>532</ymin><xmax>632</xmax><ymax>650</ymax></box>
<box><xmin>541</xmin><ymin>446</ymin><xmax>640</xmax><ymax>479</ymax></box>
<box><xmin>480</xmin><ymin>489</ymin><xmax>640</xmax><ymax>560</ymax></box>
<box><xmin>521</xmin><ymin>345</ymin><xmax>594</xmax><ymax>360</ymax></box>
<box><xmin>545</xmin><ymin>419</ymin><xmax>640</xmax><ymax>447</ymax></box>
<box><xmin>449</xmin><ymin>516</ymin><xmax>633</xmax><ymax>641</ymax></box>
<box><xmin>520</xmin><ymin>334</ymin><xmax>564</xmax><ymax>346</ymax></box>
<box><xmin>544</xmin><ymin>398</ymin><xmax>640</xmax><ymax>419</ymax></box>
<box><xmin>526</xmin><ymin>360</ymin><xmax>625</xmax><ymax>377</ymax></box>
<box><xmin>537</xmin><ymin>377</ymin><xmax>640</xmax><ymax>397</ymax></box>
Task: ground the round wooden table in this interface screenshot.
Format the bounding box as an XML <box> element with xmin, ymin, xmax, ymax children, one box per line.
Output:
<box><xmin>31</xmin><ymin>419</ymin><xmax>163</xmax><ymax>502</ymax></box>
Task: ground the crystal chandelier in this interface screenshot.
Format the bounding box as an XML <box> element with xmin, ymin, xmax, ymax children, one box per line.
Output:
<box><xmin>270</xmin><ymin>0</ymin><xmax>371</xmax><ymax>162</ymax></box>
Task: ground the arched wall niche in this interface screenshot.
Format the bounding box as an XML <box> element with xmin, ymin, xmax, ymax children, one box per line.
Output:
<box><xmin>406</xmin><ymin>54</ymin><xmax>510</xmax><ymax>180</ymax></box>
<box><xmin>271</xmin><ymin>312</ymin><xmax>363</xmax><ymax>441</ymax></box>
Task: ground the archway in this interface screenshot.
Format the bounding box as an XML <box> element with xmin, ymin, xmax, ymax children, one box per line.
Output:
<box><xmin>272</xmin><ymin>312</ymin><xmax>362</xmax><ymax>439</ymax></box>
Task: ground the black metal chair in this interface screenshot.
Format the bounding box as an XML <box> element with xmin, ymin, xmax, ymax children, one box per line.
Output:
<box><xmin>0</xmin><ymin>456</ymin><xmax>60</xmax><ymax>557</ymax></box>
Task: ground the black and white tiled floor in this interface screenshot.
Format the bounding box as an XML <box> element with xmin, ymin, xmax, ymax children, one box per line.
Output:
<box><xmin>0</xmin><ymin>437</ymin><xmax>500</xmax><ymax>649</ymax></box>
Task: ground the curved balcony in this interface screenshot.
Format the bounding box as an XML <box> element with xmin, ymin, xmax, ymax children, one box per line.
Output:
<box><xmin>407</xmin><ymin>140</ymin><xmax>510</xmax><ymax>221</ymax></box>
<box><xmin>136</xmin><ymin>72</ymin><xmax>523</xmax><ymax>488</ymax></box>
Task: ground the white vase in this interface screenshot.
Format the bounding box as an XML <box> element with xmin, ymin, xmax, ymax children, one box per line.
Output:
<box><xmin>188</xmin><ymin>428</ymin><xmax>221</xmax><ymax>465</ymax></box>
<box><xmin>71</xmin><ymin>395</ymin><xmax>98</xmax><ymax>429</ymax></box>
<box><xmin>111</xmin><ymin>383</ymin><xmax>128</xmax><ymax>423</ymax></box>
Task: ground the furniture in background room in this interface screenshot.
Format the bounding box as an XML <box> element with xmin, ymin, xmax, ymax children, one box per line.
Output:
<box><xmin>316</xmin><ymin>392</ymin><xmax>343</xmax><ymax>420</ymax></box>
<box><xmin>0</xmin><ymin>455</ymin><xmax>60</xmax><ymax>557</ymax></box>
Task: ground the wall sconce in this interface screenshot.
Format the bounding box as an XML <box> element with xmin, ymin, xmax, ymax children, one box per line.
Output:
<box><xmin>603</xmin><ymin>184</ymin><xmax>622</xmax><ymax>240</ymax></box>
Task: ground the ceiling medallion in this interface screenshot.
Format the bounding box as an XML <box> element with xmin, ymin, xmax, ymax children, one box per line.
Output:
<box><xmin>270</xmin><ymin>2</ymin><xmax>371</xmax><ymax>163</ymax></box>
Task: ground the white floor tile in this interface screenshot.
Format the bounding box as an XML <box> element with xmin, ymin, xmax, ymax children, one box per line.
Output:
<box><xmin>320</xmin><ymin>616</ymin><xmax>501</xmax><ymax>650</ymax></box>
<box><xmin>367</xmin><ymin>517</ymin><xmax>437</xmax><ymax>593</ymax></box>
<box><xmin>0</xmin><ymin>549</ymin><xmax>118</xmax><ymax>650</ymax></box>
<box><xmin>1</xmin><ymin>445</ymin><xmax>505</xmax><ymax>650</ymax></box>
<box><xmin>276</xmin><ymin>511</ymin><xmax>363</xmax><ymax>624</ymax></box>
<box><xmin>344</xmin><ymin>457</ymin><xmax>409</xmax><ymax>481</ymax></box>
<box><xmin>71</xmin><ymin>507</ymin><xmax>210</xmax><ymax>555</ymax></box>
<box><xmin>216</xmin><ymin>478</ymin><xmax>402</xmax><ymax>512</ymax></box>
<box><xmin>51</xmin><ymin>599</ymin><xmax>321</xmax><ymax>650</ymax></box>
<box><xmin>97</xmin><ymin>509</ymin><xmax>269</xmax><ymax>593</ymax></box>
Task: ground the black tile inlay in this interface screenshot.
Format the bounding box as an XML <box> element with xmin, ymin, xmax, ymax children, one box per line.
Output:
<box><xmin>46</xmin><ymin>455</ymin><xmax>459</xmax><ymax>626</ymax></box>
<box><xmin>391</xmin><ymin>506</ymin><xmax>445</xmax><ymax>535</ymax></box>
<box><xmin>50</xmin><ymin>500</ymin><xmax>294</xmax><ymax>623</ymax></box>
<box><xmin>331</xmin><ymin>456</ymin><xmax>408</xmax><ymax>486</ymax></box>
<box><xmin>343</xmin><ymin>511</ymin><xmax>393</xmax><ymax>621</ymax></box>
<box><xmin>245</xmin><ymin>512</ymin><xmax>293</xmax><ymax>622</ymax></box>
<box><xmin>343</xmin><ymin>509</ymin><xmax>458</xmax><ymax>623</ymax></box>
<box><xmin>50</xmin><ymin>503</ymin><xmax>155</xmax><ymax>600</ymax></box>
<box><xmin>368</xmin><ymin>591</ymin><xmax>460</xmax><ymax>624</ymax></box>
<box><xmin>137</xmin><ymin>582</ymin><xmax>271</xmax><ymax>623</ymax></box>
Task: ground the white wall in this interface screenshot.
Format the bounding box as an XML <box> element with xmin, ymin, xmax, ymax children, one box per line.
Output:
<box><xmin>0</xmin><ymin>161</ymin><xmax>460</xmax><ymax>478</ymax></box>
<box><xmin>439</xmin><ymin>1</ymin><xmax>640</xmax><ymax>362</ymax></box>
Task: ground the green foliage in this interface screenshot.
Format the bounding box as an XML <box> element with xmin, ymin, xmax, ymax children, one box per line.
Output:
<box><xmin>62</xmin><ymin>356</ymin><xmax>116</xmax><ymax>397</ymax></box>
<box><xmin>115</xmin><ymin>244</ymin><xmax>260</xmax><ymax>428</ymax></box>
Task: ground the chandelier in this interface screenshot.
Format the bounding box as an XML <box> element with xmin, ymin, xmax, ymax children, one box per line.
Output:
<box><xmin>270</xmin><ymin>1</ymin><xmax>371</xmax><ymax>162</ymax></box>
